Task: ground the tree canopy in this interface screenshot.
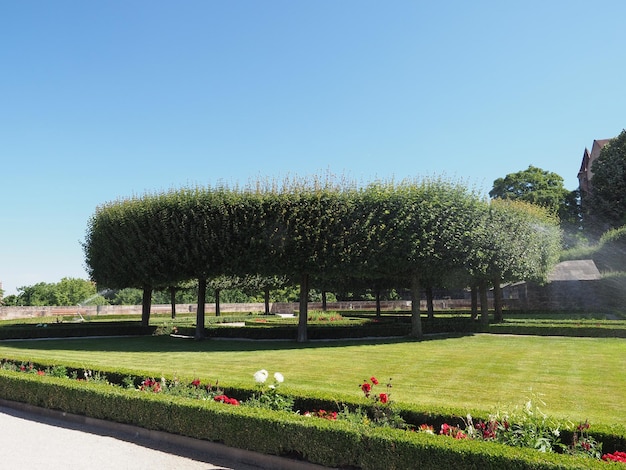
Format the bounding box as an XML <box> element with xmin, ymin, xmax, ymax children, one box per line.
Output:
<box><xmin>489</xmin><ymin>165</ymin><xmax>579</xmax><ymax>226</ymax></box>
<box><xmin>84</xmin><ymin>176</ymin><xmax>562</xmax><ymax>339</ymax></box>
<box><xmin>466</xmin><ymin>199</ymin><xmax>561</xmax><ymax>322</ymax></box>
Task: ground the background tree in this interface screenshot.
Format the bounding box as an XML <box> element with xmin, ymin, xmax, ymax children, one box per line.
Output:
<box><xmin>586</xmin><ymin>130</ymin><xmax>626</xmax><ymax>232</ymax></box>
<box><xmin>240</xmin><ymin>275</ymin><xmax>291</xmax><ymax>315</ymax></box>
<box><xmin>208</xmin><ymin>275</ymin><xmax>244</xmax><ymax>317</ymax></box>
<box><xmin>9</xmin><ymin>278</ymin><xmax>102</xmax><ymax>306</ymax></box>
<box><xmin>110</xmin><ymin>288</ymin><xmax>143</xmax><ymax>305</ymax></box>
<box><xmin>489</xmin><ymin>165</ymin><xmax>579</xmax><ymax>235</ymax></box>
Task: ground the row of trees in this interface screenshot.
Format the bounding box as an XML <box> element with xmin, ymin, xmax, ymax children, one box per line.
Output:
<box><xmin>84</xmin><ymin>176</ymin><xmax>562</xmax><ymax>341</ymax></box>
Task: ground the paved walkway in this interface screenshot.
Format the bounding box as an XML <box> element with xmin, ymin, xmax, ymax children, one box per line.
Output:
<box><xmin>0</xmin><ymin>402</ymin><xmax>327</xmax><ymax>470</ymax></box>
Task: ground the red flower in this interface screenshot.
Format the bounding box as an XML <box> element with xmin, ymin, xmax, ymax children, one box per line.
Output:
<box><xmin>191</xmin><ymin>378</ymin><xmax>201</xmax><ymax>388</ymax></box>
<box><xmin>379</xmin><ymin>393</ymin><xmax>389</xmax><ymax>404</ymax></box>
<box><xmin>37</xmin><ymin>370</ymin><xmax>45</xmax><ymax>376</ymax></box>
<box><xmin>214</xmin><ymin>394</ymin><xmax>239</xmax><ymax>406</ymax></box>
<box><xmin>361</xmin><ymin>382</ymin><xmax>371</xmax><ymax>395</ymax></box>
<box><xmin>603</xmin><ymin>451</ymin><xmax>626</xmax><ymax>462</ymax></box>
<box><xmin>370</xmin><ymin>376</ymin><xmax>379</xmax><ymax>385</ymax></box>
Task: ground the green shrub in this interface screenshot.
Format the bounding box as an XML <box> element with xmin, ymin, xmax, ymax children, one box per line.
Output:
<box><xmin>0</xmin><ymin>322</ymin><xmax>156</xmax><ymax>340</ymax></box>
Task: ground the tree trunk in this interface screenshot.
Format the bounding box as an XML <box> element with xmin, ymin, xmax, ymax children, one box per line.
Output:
<box><xmin>264</xmin><ymin>287</ymin><xmax>270</xmax><ymax>315</ymax></box>
<box><xmin>195</xmin><ymin>278</ymin><xmax>207</xmax><ymax>340</ymax></box>
<box><xmin>141</xmin><ymin>286</ymin><xmax>152</xmax><ymax>327</ymax></box>
<box><xmin>470</xmin><ymin>285</ymin><xmax>478</xmax><ymax>320</ymax></box>
<box><xmin>321</xmin><ymin>290</ymin><xmax>327</xmax><ymax>311</ymax></box>
<box><xmin>493</xmin><ymin>274</ymin><xmax>503</xmax><ymax>323</ymax></box>
<box><xmin>297</xmin><ymin>273</ymin><xmax>309</xmax><ymax>343</ymax></box>
<box><xmin>375</xmin><ymin>288</ymin><xmax>381</xmax><ymax>317</ymax></box>
<box><xmin>215</xmin><ymin>288</ymin><xmax>221</xmax><ymax>317</ymax></box>
<box><xmin>426</xmin><ymin>286</ymin><xmax>435</xmax><ymax>320</ymax></box>
<box><xmin>479</xmin><ymin>280</ymin><xmax>489</xmax><ymax>326</ymax></box>
<box><xmin>170</xmin><ymin>286</ymin><xmax>176</xmax><ymax>319</ymax></box>
<box><xmin>410</xmin><ymin>275</ymin><xmax>423</xmax><ymax>338</ymax></box>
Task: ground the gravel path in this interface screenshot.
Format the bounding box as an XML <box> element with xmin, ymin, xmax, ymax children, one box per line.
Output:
<box><xmin>0</xmin><ymin>403</ymin><xmax>325</xmax><ymax>470</ymax></box>
<box><xmin>0</xmin><ymin>405</ymin><xmax>246</xmax><ymax>469</ymax></box>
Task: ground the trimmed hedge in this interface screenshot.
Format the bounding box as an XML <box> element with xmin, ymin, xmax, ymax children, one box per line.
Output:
<box><xmin>2</xmin><ymin>315</ymin><xmax>624</xmax><ymax>342</ymax></box>
<box><xmin>486</xmin><ymin>324</ymin><xmax>626</xmax><ymax>338</ymax></box>
<box><xmin>0</xmin><ymin>371</ymin><xmax>623</xmax><ymax>469</ymax></box>
<box><xmin>183</xmin><ymin>318</ymin><xmax>626</xmax><ymax>340</ymax></box>
<box><xmin>0</xmin><ymin>322</ymin><xmax>156</xmax><ymax>340</ymax></box>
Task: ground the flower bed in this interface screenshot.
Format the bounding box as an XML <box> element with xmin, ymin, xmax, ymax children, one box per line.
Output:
<box><xmin>0</xmin><ymin>359</ymin><xmax>625</xmax><ymax>469</ymax></box>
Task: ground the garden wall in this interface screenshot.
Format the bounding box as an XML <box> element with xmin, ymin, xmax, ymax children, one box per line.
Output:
<box><xmin>0</xmin><ymin>299</ymin><xmax>475</xmax><ymax>321</ymax></box>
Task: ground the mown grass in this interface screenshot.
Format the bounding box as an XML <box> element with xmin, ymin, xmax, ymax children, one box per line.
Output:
<box><xmin>0</xmin><ymin>332</ymin><xmax>623</xmax><ymax>428</ymax></box>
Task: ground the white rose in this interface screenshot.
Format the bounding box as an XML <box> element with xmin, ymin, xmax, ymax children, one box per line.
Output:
<box><xmin>253</xmin><ymin>369</ymin><xmax>269</xmax><ymax>383</ymax></box>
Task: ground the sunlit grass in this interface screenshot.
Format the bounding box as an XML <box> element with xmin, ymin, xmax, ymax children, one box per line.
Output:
<box><xmin>0</xmin><ymin>333</ymin><xmax>623</xmax><ymax>427</ymax></box>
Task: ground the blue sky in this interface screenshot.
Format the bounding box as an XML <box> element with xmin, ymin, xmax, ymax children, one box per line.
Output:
<box><xmin>1</xmin><ymin>1</ymin><xmax>625</xmax><ymax>296</ymax></box>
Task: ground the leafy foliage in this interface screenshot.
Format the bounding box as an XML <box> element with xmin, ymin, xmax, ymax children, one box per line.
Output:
<box><xmin>586</xmin><ymin>130</ymin><xmax>626</xmax><ymax>231</ymax></box>
<box><xmin>7</xmin><ymin>278</ymin><xmax>103</xmax><ymax>306</ymax></box>
<box><xmin>83</xmin><ymin>175</ymin><xmax>561</xmax><ymax>332</ymax></box>
<box><xmin>490</xmin><ymin>165</ymin><xmax>577</xmax><ymax>223</ymax></box>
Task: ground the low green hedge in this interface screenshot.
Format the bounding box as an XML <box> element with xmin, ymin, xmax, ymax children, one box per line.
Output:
<box><xmin>486</xmin><ymin>324</ymin><xmax>626</xmax><ymax>338</ymax></box>
<box><xmin>185</xmin><ymin>322</ymin><xmax>412</xmax><ymax>340</ymax></box>
<box><xmin>0</xmin><ymin>322</ymin><xmax>156</xmax><ymax>340</ymax></box>
<box><xmin>2</xmin><ymin>315</ymin><xmax>624</xmax><ymax>341</ymax></box>
<box><xmin>0</xmin><ymin>371</ymin><xmax>622</xmax><ymax>469</ymax></box>
<box><xmin>194</xmin><ymin>319</ymin><xmax>626</xmax><ymax>340</ymax></box>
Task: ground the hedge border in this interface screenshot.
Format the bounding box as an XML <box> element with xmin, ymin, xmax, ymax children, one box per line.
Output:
<box><xmin>0</xmin><ymin>371</ymin><xmax>622</xmax><ymax>469</ymax></box>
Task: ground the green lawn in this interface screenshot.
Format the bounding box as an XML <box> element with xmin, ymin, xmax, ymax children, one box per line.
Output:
<box><xmin>0</xmin><ymin>333</ymin><xmax>623</xmax><ymax>427</ymax></box>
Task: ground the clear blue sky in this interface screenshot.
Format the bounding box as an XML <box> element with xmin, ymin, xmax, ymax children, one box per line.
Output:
<box><xmin>1</xmin><ymin>1</ymin><xmax>625</xmax><ymax>296</ymax></box>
